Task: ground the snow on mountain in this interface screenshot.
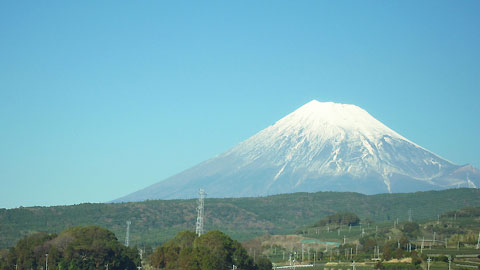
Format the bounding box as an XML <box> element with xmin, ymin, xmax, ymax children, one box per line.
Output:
<box><xmin>115</xmin><ymin>100</ymin><xmax>479</xmax><ymax>202</ymax></box>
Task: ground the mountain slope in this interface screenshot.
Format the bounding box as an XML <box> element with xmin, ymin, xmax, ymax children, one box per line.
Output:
<box><xmin>2</xmin><ymin>189</ymin><xmax>480</xmax><ymax>249</ymax></box>
<box><xmin>117</xmin><ymin>100</ymin><xmax>479</xmax><ymax>202</ymax></box>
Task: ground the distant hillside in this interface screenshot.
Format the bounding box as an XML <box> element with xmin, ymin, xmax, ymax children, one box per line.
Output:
<box><xmin>1</xmin><ymin>188</ymin><xmax>479</xmax><ymax>249</ymax></box>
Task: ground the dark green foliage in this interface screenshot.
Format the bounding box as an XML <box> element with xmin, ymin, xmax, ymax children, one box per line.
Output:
<box><xmin>383</xmin><ymin>244</ymin><xmax>393</xmax><ymax>260</ymax></box>
<box><xmin>436</xmin><ymin>255</ymin><xmax>449</xmax><ymax>263</ymax></box>
<box><xmin>442</xmin><ymin>207</ymin><xmax>480</xmax><ymax>218</ymax></box>
<box><xmin>383</xmin><ymin>263</ymin><xmax>421</xmax><ymax>270</ymax></box>
<box><xmin>410</xmin><ymin>251</ymin><xmax>422</xmax><ymax>265</ymax></box>
<box><xmin>255</xmin><ymin>256</ymin><xmax>272</xmax><ymax>270</ymax></box>
<box><xmin>149</xmin><ymin>230</ymin><xmax>260</xmax><ymax>270</ymax></box>
<box><xmin>0</xmin><ymin>249</ymin><xmax>7</xmax><ymax>269</ymax></box>
<box><xmin>359</xmin><ymin>237</ymin><xmax>377</xmax><ymax>252</ymax></box>
<box><xmin>393</xmin><ymin>248</ymin><xmax>404</xmax><ymax>259</ymax></box>
<box><xmin>1</xmin><ymin>226</ymin><xmax>139</xmax><ymax>270</ymax></box>
<box><xmin>401</xmin><ymin>222</ymin><xmax>420</xmax><ymax>238</ymax></box>
<box><xmin>314</xmin><ymin>212</ymin><xmax>360</xmax><ymax>227</ymax></box>
<box><xmin>1</xmin><ymin>188</ymin><xmax>479</xmax><ymax>248</ymax></box>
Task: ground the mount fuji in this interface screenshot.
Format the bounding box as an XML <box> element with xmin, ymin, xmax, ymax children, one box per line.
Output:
<box><xmin>115</xmin><ymin>100</ymin><xmax>479</xmax><ymax>202</ymax></box>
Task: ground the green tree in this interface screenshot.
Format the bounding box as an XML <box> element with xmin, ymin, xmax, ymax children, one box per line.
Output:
<box><xmin>149</xmin><ymin>230</ymin><xmax>264</xmax><ymax>270</ymax></box>
<box><xmin>194</xmin><ymin>231</ymin><xmax>234</xmax><ymax>270</ymax></box>
<box><xmin>255</xmin><ymin>256</ymin><xmax>272</xmax><ymax>270</ymax></box>
<box><xmin>410</xmin><ymin>251</ymin><xmax>422</xmax><ymax>266</ymax></box>
<box><xmin>393</xmin><ymin>248</ymin><xmax>404</xmax><ymax>259</ymax></box>
<box><xmin>359</xmin><ymin>237</ymin><xmax>377</xmax><ymax>253</ymax></box>
<box><xmin>177</xmin><ymin>247</ymin><xmax>199</xmax><ymax>270</ymax></box>
<box><xmin>383</xmin><ymin>245</ymin><xmax>392</xmax><ymax>260</ymax></box>
<box><xmin>4</xmin><ymin>226</ymin><xmax>139</xmax><ymax>270</ymax></box>
<box><xmin>315</xmin><ymin>212</ymin><xmax>360</xmax><ymax>227</ymax></box>
<box><xmin>401</xmin><ymin>222</ymin><xmax>420</xmax><ymax>238</ymax></box>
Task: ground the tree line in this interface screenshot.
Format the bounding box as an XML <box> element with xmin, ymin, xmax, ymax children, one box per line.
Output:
<box><xmin>0</xmin><ymin>226</ymin><xmax>140</xmax><ymax>270</ymax></box>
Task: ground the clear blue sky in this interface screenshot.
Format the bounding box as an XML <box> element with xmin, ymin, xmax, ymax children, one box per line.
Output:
<box><xmin>1</xmin><ymin>1</ymin><xmax>479</xmax><ymax>209</ymax></box>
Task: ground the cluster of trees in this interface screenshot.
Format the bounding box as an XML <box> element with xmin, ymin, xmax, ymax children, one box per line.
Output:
<box><xmin>149</xmin><ymin>230</ymin><xmax>271</xmax><ymax>270</ymax></box>
<box><xmin>442</xmin><ymin>206</ymin><xmax>480</xmax><ymax>218</ymax></box>
<box><xmin>0</xmin><ymin>226</ymin><xmax>139</xmax><ymax>270</ymax></box>
<box><xmin>314</xmin><ymin>212</ymin><xmax>360</xmax><ymax>227</ymax></box>
<box><xmin>400</xmin><ymin>222</ymin><xmax>420</xmax><ymax>238</ymax></box>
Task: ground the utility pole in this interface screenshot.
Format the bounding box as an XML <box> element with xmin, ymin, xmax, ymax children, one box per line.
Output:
<box><xmin>45</xmin><ymin>254</ymin><xmax>48</xmax><ymax>270</ymax></box>
<box><xmin>476</xmin><ymin>232</ymin><xmax>480</xmax><ymax>249</ymax></box>
<box><xmin>421</xmin><ymin>237</ymin><xmax>424</xmax><ymax>253</ymax></box>
<box><xmin>448</xmin><ymin>256</ymin><xmax>452</xmax><ymax>270</ymax></box>
<box><xmin>427</xmin><ymin>257</ymin><xmax>431</xmax><ymax>270</ymax></box>
<box><xmin>139</xmin><ymin>247</ymin><xmax>143</xmax><ymax>261</ymax></box>
<box><xmin>408</xmin><ymin>209</ymin><xmax>412</xmax><ymax>222</ymax></box>
<box><xmin>302</xmin><ymin>243</ymin><xmax>304</xmax><ymax>262</ymax></box>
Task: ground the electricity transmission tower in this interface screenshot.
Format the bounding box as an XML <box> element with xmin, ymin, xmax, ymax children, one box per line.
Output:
<box><xmin>125</xmin><ymin>220</ymin><xmax>131</xmax><ymax>247</ymax></box>
<box><xmin>195</xmin><ymin>189</ymin><xmax>206</xmax><ymax>236</ymax></box>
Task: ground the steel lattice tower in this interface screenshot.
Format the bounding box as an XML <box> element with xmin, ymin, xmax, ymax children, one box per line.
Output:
<box><xmin>125</xmin><ymin>220</ymin><xmax>131</xmax><ymax>247</ymax></box>
<box><xmin>195</xmin><ymin>189</ymin><xmax>206</xmax><ymax>236</ymax></box>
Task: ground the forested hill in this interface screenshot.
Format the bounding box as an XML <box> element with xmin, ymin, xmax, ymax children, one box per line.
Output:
<box><xmin>1</xmin><ymin>188</ymin><xmax>479</xmax><ymax>249</ymax></box>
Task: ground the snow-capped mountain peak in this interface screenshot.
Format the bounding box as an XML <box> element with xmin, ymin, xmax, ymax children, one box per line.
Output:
<box><xmin>227</xmin><ymin>100</ymin><xmax>429</xmax><ymax>189</ymax></box>
<box><xmin>263</xmin><ymin>100</ymin><xmax>409</xmax><ymax>146</ymax></box>
<box><xmin>114</xmin><ymin>101</ymin><xmax>479</xmax><ymax>202</ymax></box>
